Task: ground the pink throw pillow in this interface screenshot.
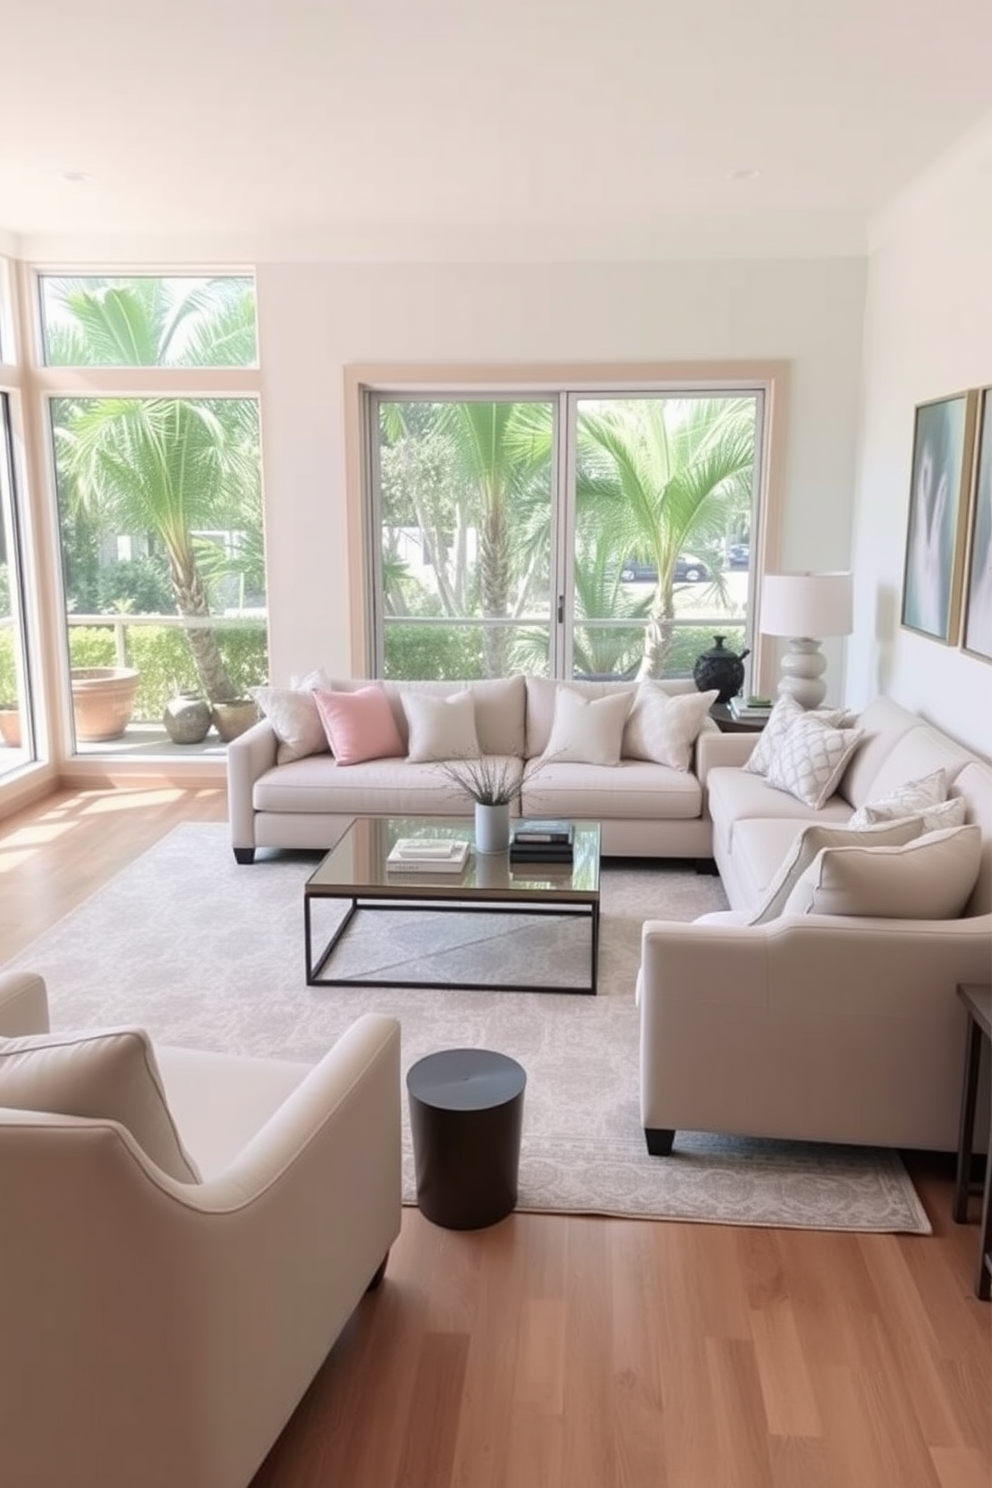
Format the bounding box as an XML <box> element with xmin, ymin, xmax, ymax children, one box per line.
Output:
<box><xmin>312</xmin><ymin>686</ymin><xmax>405</xmax><ymax>766</ymax></box>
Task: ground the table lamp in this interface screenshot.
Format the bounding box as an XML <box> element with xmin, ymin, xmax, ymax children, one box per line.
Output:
<box><xmin>760</xmin><ymin>571</ymin><xmax>853</xmax><ymax>708</ymax></box>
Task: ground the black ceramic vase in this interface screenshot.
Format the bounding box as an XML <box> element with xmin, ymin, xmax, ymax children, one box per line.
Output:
<box><xmin>692</xmin><ymin>635</ymin><xmax>750</xmax><ymax>703</ymax></box>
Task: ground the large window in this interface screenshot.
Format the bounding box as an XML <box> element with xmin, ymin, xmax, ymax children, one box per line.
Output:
<box><xmin>38</xmin><ymin>275</ymin><xmax>267</xmax><ymax>755</ymax></box>
<box><xmin>368</xmin><ymin>385</ymin><xmax>762</xmax><ymax>681</ymax></box>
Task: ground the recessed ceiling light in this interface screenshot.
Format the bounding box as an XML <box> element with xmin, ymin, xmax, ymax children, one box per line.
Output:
<box><xmin>60</xmin><ymin>171</ymin><xmax>94</xmax><ymax>184</ymax></box>
<box><xmin>727</xmin><ymin>167</ymin><xmax>763</xmax><ymax>181</ymax></box>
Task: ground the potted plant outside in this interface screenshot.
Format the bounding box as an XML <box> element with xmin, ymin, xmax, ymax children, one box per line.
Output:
<box><xmin>0</xmin><ymin>702</ymin><xmax>21</xmax><ymax>748</ymax></box>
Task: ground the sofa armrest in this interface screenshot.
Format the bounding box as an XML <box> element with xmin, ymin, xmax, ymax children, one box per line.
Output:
<box><xmin>695</xmin><ymin>729</ymin><xmax>758</xmax><ymax>790</ymax></box>
<box><xmin>226</xmin><ymin>718</ymin><xmax>279</xmax><ymax>855</ymax></box>
<box><xmin>0</xmin><ymin>971</ymin><xmax>50</xmax><ymax>1036</ymax></box>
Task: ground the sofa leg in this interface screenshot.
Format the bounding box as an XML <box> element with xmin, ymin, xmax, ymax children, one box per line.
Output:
<box><xmin>366</xmin><ymin>1252</ymin><xmax>389</xmax><ymax>1292</ymax></box>
<box><xmin>233</xmin><ymin>847</ymin><xmax>256</xmax><ymax>865</ymax></box>
<box><xmin>645</xmin><ymin>1128</ymin><xmax>676</xmax><ymax>1156</ymax></box>
<box><xmin>695</xmin><ymin>858</ymin><xmax>718</xmax><ymax>875</ymax></box>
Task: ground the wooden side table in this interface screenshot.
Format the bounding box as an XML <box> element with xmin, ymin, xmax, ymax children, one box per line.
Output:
<box><xmin>709</xmin><ymin>702</ymin><xmax>768</xmax><ymax>735</ymax></box>
<box><xmin>953</xmin><ymin>982</ymin><xmax>992</xmax><ymax>1300</ymax></box>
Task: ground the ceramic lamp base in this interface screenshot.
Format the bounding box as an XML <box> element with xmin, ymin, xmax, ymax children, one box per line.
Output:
<box><xmin>777</xmin><ymin>637</ymin><xmax>828</xmax><ymax>709</ymax></box>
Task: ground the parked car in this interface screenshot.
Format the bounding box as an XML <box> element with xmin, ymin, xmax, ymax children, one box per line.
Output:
<box><xmin>727</xmin><ymin>542</ymin><xmax>750</xmax><ymax>568</ymax></box>
<box><xmin>620</xmin><ymin>555</ymin><xmax>709</xmax><ymax>583</ymax></box>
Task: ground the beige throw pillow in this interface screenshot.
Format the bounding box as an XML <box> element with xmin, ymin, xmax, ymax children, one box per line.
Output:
<box><xmin>746</xmin><ymin>816</ymin><xmax>925</xmax><ymax>926</ymax></box>
<box><xmin>623</xmin><ymin>684</ymin><xmax>719</xmax><ymax>771</ymax></box>
<box><xmin>401</xmin><ymin>689</ymin><xmax>481</xmax><ymax>763</ymax></box>
<box><xmin>765</xmin><ymin>713</ymin><xmax>865</xmax><ymax>809</ymax></box>
<box><xmin>781</xmin><ymin>823</ymin><xmax>982</xmax><ymax>920</ymax></box>
<box><xmin>0</xmin><ymin>1027</ymin><xmax>200</xmax><ymax>1182</ymax></box>
<box><xmin>252</xmin><ymin>667</ymin><xmax>332</xmax><ymax>764</ymax></box>
<box><xmin>544</xmin><ymin>685</ymin><xmax>633</xmax><ymax>766</ymax></box>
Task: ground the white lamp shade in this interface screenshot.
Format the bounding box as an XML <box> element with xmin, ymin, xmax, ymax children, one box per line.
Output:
<box><xmin>760</xmin><ymin>572</ymin><xmax>853</xmax><ymax>639</ymax></box>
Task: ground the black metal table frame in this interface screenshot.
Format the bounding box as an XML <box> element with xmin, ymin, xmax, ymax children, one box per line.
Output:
<box><xmin>305</xmin><ymin>892</ymin><xmax>600</xmax><ymax>995</ymax></box>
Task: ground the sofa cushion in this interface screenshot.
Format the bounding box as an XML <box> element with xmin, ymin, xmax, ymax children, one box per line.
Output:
<box><xmin>707</xmin><ymin>765</ymin><xmax>854</xmax><ymax>850</ymax></box>
<box><xmin>544</xmin><ymin>684</ymin><xmax>633</xmax><ymax>766</ymax></box>
<box><xmin>764</xmin><ymin>713</ymin><xmax>864</xmax><ymax>809</ymax></box>
<box><xmin>0</xmin><ymin>1027</ymin><xmax>200</xmax><ymax>1182</ymax></box>
<box><xmin>401</xmin><ymin>689</ymin><xmax>481</xmax><ymax>763</ymax></box>
<box><xmin>313</xmin><ymin>685</ymin><xmax>406</xmax><ymax>765</ymax></box>
<box><xmin>623</xmin><ymin>683</ymin><xmax>719</xmax><ymax>770</ymax></box>
<box><xmin>746</xmin><ymin>817</ymin><xmax>925</xmax><ymax>925</ymax></box>
<box><xmin>523</xmin><ymin>759</ymin><xmax>702</xmax><ymax>821</ymax></box>
<box><xmin>744</xmin><ymin>694</ymin><xmax>851</xmax><ymax>778</ymax></box>
<box><xmin>252</xmin><ymin>671</ymin><xmax>331</xmax><ymax>764</ymax></box>
<box><xmin>253</xmin><ymin>753</ymin><xmax>525</xmax><ymax>818</ymax></box>
<box><xmin>782</xmin><ymin>823</ymin><xmax>983</xmax><ymax>920</ymax></box>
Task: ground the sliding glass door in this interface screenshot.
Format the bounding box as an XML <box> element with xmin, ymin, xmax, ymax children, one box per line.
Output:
<box><xmin>369</xmin><ymin>384</ymin><xmax>762</xmax><ymax>682</ymax></box>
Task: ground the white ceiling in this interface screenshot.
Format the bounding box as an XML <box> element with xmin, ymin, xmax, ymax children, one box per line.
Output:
<box><xmin>3</xmin><ymin>0</ymin><xmax>992</xmax><ymax>260</ymax></box>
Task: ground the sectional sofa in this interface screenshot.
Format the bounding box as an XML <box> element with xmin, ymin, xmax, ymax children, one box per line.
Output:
<box><xmin>639</xmin><ymin>696</ymin><xmax>992</xmax><ymax>1153</ymax></box>
<box><xmin>228</xmin><ymin>674</ymin><xmax>719</xmax><ymax>864</ymax></box>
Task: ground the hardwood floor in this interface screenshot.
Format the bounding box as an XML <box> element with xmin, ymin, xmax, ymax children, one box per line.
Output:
<box><xmin>2</xmin><ymin>786</ymin><xmax>989</xmax><ymax>1488</ymax></box>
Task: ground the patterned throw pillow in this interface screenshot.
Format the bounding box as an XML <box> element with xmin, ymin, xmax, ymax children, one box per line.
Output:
<box><xmin>846</xmin><ymin>768</ymin><xmax>952</xmax><ymax>831</ymax></box>
<box><xmin>251</xmin><ymin>666</ymin><xmax>332</xmax><ymax>764</ymax></box>
<box><xmin>744</xmin><ymin>694</ymin><xmax>850</xmax><ymax>778</ymax></box>
<box><xmin>764</xmin><ymin>713</ymin><xmax>865</xmax><ymax>809</ymax></box>
<box><xmin>623</xmin><ymin>684</ymin><xmax>719</xmax><ymax>771</ymax></box>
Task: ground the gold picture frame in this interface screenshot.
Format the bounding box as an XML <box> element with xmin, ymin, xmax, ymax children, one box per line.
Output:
<box><xmin>900</xmin><ymin>389</ymin><xmax>978</xmax><ymax>644</ymax></box>
<box><xmin>961</xmin><ymin>385</ymin><xmax>992</xmax><ymax>664</ymax></box>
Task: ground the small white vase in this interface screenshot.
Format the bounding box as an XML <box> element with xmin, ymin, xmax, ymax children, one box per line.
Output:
<box><xmin>474</xmin><ymin>800</ymin><xmax>510</xmax><ymax>854</ymax></box>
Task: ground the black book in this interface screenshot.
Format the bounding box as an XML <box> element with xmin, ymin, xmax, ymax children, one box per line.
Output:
<box><xmin>512</xmin><ymin>818</ymin><xmax>574</xmax><ymax>846</ymax></box>
<box><xmin>509</xmin><ymin>842</ymin><xmax>574</xmax><ymax>862</ymax></box>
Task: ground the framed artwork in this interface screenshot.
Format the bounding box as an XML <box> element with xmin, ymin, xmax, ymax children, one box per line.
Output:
<box><xmin>961</xmin><ymin>386</ymin><xmax>992</xmax><ymax>663</ymax></box>
<box><xmin>900</xmin><ymin>390</ymin><xmax>978</xmax><ymax>644</ymax></box>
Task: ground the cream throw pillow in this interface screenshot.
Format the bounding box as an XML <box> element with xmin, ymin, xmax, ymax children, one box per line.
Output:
<box><xmin>765</xmin><ymin>713</ymin><xmax>865</xmax><ymax>809</ymax></box>
<box><xmin>846</xmin><ymin>767</ymin><xmax>950</xmax><ymax>830</ymax></box>
<box><xmin>0</xmin><ymin>1027</ymin><xmax>200</xmax><ymax>1182</ymax></box>
<box><xmin>252</xmin><ymin>667</ymin><xmax>332</xmax><ymax>764</ymax></box>
<box><xmin>544</xmin><ymin>685</ymin><xmax>633</xmax><ymax>766</ymax></box>
<box><xmin>623</xmin><ymin>684</ymin><xmax>719</xmax><ymax>771</ymax></box>
<box><xmin>744</xmin><ymin>694</ymin><xmax>851</xmax><ymax>778</ymax></box>
<box><xmin>746</xmin><ymin>816</ymin><xmax>925</xmax><ymax>926</ymax></box>
<box><xmin>782</xmin><ymin>823</ymin><xmax>982</xmax><ymax>920</ymax></box>
<box><xmin>401</xmin><ymin>689</ymin><xmax>481</xmax><ymax>763</ymax></box>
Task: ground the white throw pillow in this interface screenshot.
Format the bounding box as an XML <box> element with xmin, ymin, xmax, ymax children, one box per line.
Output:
<box><xmin>251</xmin><ymin>667</ymin><xmax>332</xmax><ymax>764</ymax></box>
<box><xmin>781</xmin><ymin>823</ymin><xmax>982</xmax><ymax>920</ymax></box>
<box><xmin>765</xmin><ymin>713</ymin><xmax>865</xmax><ymax>809</ymax></box>
<box><xmin>744</xmin><ymin>694</ymin><xmax>851</xmax><ymax>778</ymax></box>
<box><xmin>846</xmin><ymin>767</ymin><xmax>950</xmax><ymax>830</ymax></box>
<box><xmin>858</xmin><ymin>795</ymin><xmax>967</xmax><ymax>834</ymax></box>
<box><xmin>623</xmin><ymin>684</ymin><xmax>719</xmax><ymax>771</ymax></box>
<box><xmin>544</xmin><ymin>685</ymin><xmax>633</xmax><ymax>766</ymax></box>
<box><xmin>0</xmin><ymin>1027</ymin><xmax>200</xmax><ymax>1182</ymax></box>
<box><xmin>746</xmin><ymin>817</ymin><xmax>925</xmax><ymax>926</ymax></box>
<box><xmin>401</xmin><ymin>689</ymin><xmax>481</xmax><ymax>763</ymax></box>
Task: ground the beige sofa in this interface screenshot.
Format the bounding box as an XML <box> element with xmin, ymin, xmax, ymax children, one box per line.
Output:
<box><xmin>639</xmin><ymin>697</ymin><xmax>992</xmax><ymax>1154</ymax></box>
<box><xmin>228</xmin><ymin>675</ymin><xmax>718</xmax><ymax>863</ymax></box>
<box><xmin>0</xmin><ymin>971</ymin><xmax>401</xmax><ymax>1488</ymax></box>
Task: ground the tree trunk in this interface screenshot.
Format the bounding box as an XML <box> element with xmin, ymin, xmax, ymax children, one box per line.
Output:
<box><xmin>639</xmin><ymin>592</ymin><xmax>677</xmax><ymax>679</ymax></box>
<box><xmin>169</xmin><ymin>546</ymin><xmax>238</xmax><ymax>702</ymax></box>
<box><xmin>480</xmin><ymin>497</ymin><xmax>510</xmax><ymax>677</ymax></box>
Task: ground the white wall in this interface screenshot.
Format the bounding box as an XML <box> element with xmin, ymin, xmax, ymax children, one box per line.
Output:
<box><xmin>851</xmin><ymin>123</ymin><xmax>992</xmax><ymax>755</ymax></box>
<box><xmin>255</xmin><ymin>257</ymin><xmax>865</xmax><ymax>685</ymax></box>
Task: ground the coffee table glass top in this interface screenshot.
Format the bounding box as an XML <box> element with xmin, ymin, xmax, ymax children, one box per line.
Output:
<box><xmin>306</xmin><ymin>816</ymin><xmax>601</xmax><ymax>900</ymax></box>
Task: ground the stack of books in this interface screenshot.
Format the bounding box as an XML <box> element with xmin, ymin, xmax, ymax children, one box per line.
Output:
<box><xmin>386</xmin><ymin>838</ymin><xmax>469</xmax><ymax>873</ymax></box>
<box><xmin>509</xmin><ymin>819</ymin><xmax>574</xmax><ymax>863</ymax></box>
<box><xmin>728</xmin><ymin>694</ymin><xmax>773</xmax><ymax>722</ymax></box>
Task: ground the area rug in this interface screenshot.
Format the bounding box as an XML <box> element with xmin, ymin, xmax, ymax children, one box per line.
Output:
<box><xmin>4</xmin><ymin>823</ymin><xmax>931</xmax><ymax>1234</ymax></box>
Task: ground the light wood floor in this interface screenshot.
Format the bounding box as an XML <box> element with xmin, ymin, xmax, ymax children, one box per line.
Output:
<box><xmin>2</xmin><ymin>786</ymin><xmax>990</xmax><ymax>1488</ymax></box>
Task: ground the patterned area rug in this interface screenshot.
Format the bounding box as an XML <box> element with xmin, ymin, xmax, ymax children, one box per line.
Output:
<box><xmin>5</xmin><ymin>823</ymin><xmax>931</xmax><ymax>1233</ymax></box>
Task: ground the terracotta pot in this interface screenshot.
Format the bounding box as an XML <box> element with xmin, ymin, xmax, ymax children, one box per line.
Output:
<box><xmin>210</xmin><ymin>698</ymin><xmax>261</xmax><ymax>743</ymax></box>
<box><xmin>71</xmin><ymin>667</ymin><xmax>140</xmax><ymax>742</ymax></box>
<box><xmin>0</xmin><ymin>708</ymin><xmax>21</xmax><ymax>748</ymax></box>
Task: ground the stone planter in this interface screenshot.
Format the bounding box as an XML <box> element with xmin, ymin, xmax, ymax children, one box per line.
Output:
<box><xmin>163</xmin><ymin>692</ymin><xmax>212</xmax><ymax>745</ymax></box>
<box><xmin>71</xmin><ymin>667</ymin><xmax>140</xmax><ymax>743</ymax></box>
<box><xmin>210</xmin><ymin>698</ymin><xmax>260</xmax><ymax>743</ymax></box>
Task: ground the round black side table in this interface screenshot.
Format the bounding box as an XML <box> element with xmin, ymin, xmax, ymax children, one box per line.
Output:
<box><xmin>406</xmin><ymin>1048</ymin><xmax>526</xmax><ymax>1230</ymax></box>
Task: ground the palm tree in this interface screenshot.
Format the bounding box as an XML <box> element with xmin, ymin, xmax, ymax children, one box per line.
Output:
<box><xmin>576</xmin><ymin>397</ymin><xmax>755</xmax><ymax>676</ymax></box>
<box><xmin>50</xmin><ymin>278</ymin><xmax>261</xmax><ymax>702</ymax></box>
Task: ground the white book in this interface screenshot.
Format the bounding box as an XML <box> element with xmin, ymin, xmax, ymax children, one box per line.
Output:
<box><xmin>387</xmin><ymin>839</ymin><xmax>469</xmax><ymax>872</ymax></box>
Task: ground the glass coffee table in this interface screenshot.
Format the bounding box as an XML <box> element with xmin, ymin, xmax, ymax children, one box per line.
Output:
<box><xmin>304</xmin><ymin>816</ymin><xmax>601</xmax><ymax>994</ymax></box>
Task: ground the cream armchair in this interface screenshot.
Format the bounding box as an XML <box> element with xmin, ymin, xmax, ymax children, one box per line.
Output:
<box><xmin>0</xmin><ymin>971</ymin><xmax>401</xmax><ymax>1488</ymax></box>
